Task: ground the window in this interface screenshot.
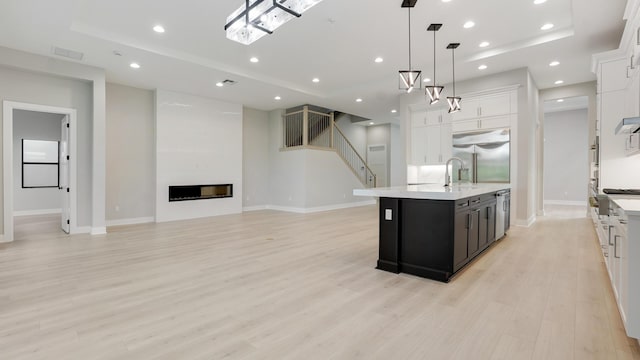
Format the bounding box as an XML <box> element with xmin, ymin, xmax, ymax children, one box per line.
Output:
<box><xmin>22</xmin><ymin>139</ymin><xmax>59</xmax><ymax>188</ymax></box>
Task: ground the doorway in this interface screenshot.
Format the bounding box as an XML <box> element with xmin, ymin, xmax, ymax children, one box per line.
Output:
<box><xmin>367</xmin><ymin>144</ymin><xmax>387</xmax><ymax>187</ymax></box>
<box><xmin>542</xmin><ymin>96</ymin><xmax>589</xmax><ymax>212</ymax></box>
<box><xmin>3</xmin><ymin>101</ymin><xmax>77</xmax><ymax>242</ymax></box>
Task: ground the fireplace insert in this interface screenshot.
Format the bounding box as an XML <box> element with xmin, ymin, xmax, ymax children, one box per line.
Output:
<box><xmin>169</xmin><ymin>184</ymin><xmax>233</xmax><ymax>202</ymax></box>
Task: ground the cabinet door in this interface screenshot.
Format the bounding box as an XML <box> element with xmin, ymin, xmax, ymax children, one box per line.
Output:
<box><xmin>426</xmin><ymin>109</ymin><xmax>443</xmax><ymax>126</ymax></box>
<box><xmin>454</xmin><ymin>210</ymin><xmax>470</xmax><ymax>270</ymax></box>
<box><xmin>479</xmin><ymin>93</ymin><xmax>511</xmax><ymax>117</ymax></box>
<box><xmin>487</xmin><ymin>202</ymin><xmax>496</xmax><ymax>244</ymax></box>
<box><xmin>440</xmin><ymin>123</ymin><xmax>453</xmax><ymax>164</ymax></box>
<box><xmin>451</xmin><ymin>99</ymin><xmax>480</xmax><ymax>121</ymax></box>
<box><xmin>425</xmin><ymin>125</ymin><xmax>442</xmax><ymax>164</ymax></box>
<box><xmin>478</xmin><ymin>206</ymin><xmax>489</xmax><ymax>250</ymax></box>
<box><xmin>411</xmin><ymin>110</ymin><xmax>427</xmax><ymax>127</ymax></box>
<box><xmin>479</xmin><ymin>115</ymin><xmax>511</xmax><ymax>130</ymax></box>
<box><xmin>452</xmin><ymin>120</ymin><xmax>479</xmax><ymax>133</ymax></box>
<box><xmin>410</xmin><ymin>127</ymin><xmax>428</xmax><ymax>165</ymax></box>
<box><xmin>601</xmin><ymin>58</ymin><xmax>629</xmax><ymax>93</ymax></box>
<box><xmin>505</xmin><ymin>195</ymin><xmax>511</xmax><ymax>231</ymax></box>
<box><xmin>468</xmin><ymin>208</ymin><xmax>480</xmax><ymax>256</ymax></box>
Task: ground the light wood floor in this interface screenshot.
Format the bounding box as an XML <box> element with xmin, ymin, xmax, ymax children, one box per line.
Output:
<box><xmin>2</xmin><ymin>206</ymin><xmax>640</xmax><ymax>359</ymax></box>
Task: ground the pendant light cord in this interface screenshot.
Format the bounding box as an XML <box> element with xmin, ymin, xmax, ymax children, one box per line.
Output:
<box><xmin>452</xmin><ymin>47</ymin><xmax>456</xmax><ymax>96</ymax></box>
<box><xmin>408</xmin><ymin>8</ymin><xmax>412</xmax><ymax>71</ymax></box>
<box><xmin>433</xmin><ymin>30</ymin><xmax>436</xmax><ymax>85</ymax></box>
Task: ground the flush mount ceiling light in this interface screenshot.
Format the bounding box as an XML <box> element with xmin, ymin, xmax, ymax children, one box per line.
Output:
<box><xmin>479</xmin><ymin>41</ymin><xmax>490</xmax><ymax>48</ymax></box>
<box><xmin>391</xmin><ymin>109</ymin><xmax>398</xmax><ymax>113</ymax></box>
<box><xmin>153</xmin><ymin>25</ymin><xmax>165</xmax><ymax>33</ymax></box>
<box><xmin>463</xmin><ymin>21</ymin><xmax>475</xmax><ymax>29</ymax></box>
<box><xmin>274</xmin><ymin>96</ymin><xmax>281</xmax><ymax>100</ymax></box>
<box><xmin>425</xmin><ymin>23</ymin><xmax>444</xmax><ymax>104</ymax></box>
<box><xmin>398</xmin><ymin>1</ymin><xmax>422</xmax><ymax>93</ymax></box>
<box><xmin>250</xmin><ymin>56</ymin><xmax>259</xmax><ymax>63</ymax></box>
<box><xmin>225</xmin><ymin>0</ymin><xmax>324</xmax><ymax>45</ymax></box>
<box><xmin>447</xmin><ymin>43</ymin><xmax>462</xmax><ymax>114</ymax></box>
<box><xmin>478</xmin><ymin>64</ymin><xmax>488</xmax><ymax>70</ymax></box>
<box><xmin>130</xmin><ymin>62</ymin><xmax>141</xmax><ymax>69</ymax></box>
<box><xmin>549</xmin><ymin>60</ymin><xmax>560</xmax><ymax>66</ymax></box>
<box><xmin>356</xmin><ymin>98</ymin><xmax>363</xmax><ymax>102</ymax></box>
<box><xmin>555</xmin><ymin>80</ymin><xmax>564</xmax><ymax>85</ymax></box>
<box><xmin>375</xmin><ymin>57</ymin><xmax>384</xmax><ymax>63</ymax></box>
<box><xmin>534</xmin><ymin>0</ymin><xmax>547</xmax><ymax>4</ymax></box>
<box><xmin>312</xmin><ymin>77</ymin><xmax>320</xmax><ymax>83</ymax></box>
<box><xmin>423</xmin><ymin>78</ymin><xmax>432</xmax><ymax>83</ymax></box>
<box><xmin>557</xmin><ymin>99</ymin><xmax>564</xmax><ymax>102</ymax></box>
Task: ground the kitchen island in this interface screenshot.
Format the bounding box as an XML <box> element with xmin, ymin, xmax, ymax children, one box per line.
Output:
<box><xmin>354</xmin><ymin>183</ymin><xmax>511</xmax><ymax>282</ymax></box>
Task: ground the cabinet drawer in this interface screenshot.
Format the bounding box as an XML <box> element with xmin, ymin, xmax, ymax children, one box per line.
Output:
<box><xmin>456</xmin><ymin>199</ymin><xmax>470</xmax><ymax>209</ymax></box>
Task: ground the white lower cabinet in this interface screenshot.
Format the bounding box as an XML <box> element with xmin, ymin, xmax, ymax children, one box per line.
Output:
<box><xmin>600</xmin><ymin>198</ymin><xmax>640</xmax><ymax>339</ymax></box>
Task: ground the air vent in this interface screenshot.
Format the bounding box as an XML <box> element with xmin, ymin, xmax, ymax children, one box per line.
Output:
<box><xmin>222</xmin><ymin>79</ymin><xmax>237</xmax><ymax>86</ymax></box>
<box><xmin>51</xmin><ymin>46</ymin><xmax>84</xmax><ymax>61</ymax></box>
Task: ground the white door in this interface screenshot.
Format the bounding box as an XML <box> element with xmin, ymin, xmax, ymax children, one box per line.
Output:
<box><xmin>60</xmin><ymin>116</ymin><xmax>70</xmax><ymax>233</ymax></box>
<box><xmin>367</xmin><ymin>144</ymin><xmax>387</xmax><ymax>187</ymax></box>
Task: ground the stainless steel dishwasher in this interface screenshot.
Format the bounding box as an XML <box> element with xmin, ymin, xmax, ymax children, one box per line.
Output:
<box><xmin>495</xmin><ymin>190</ymin><xmax>508</xmax><ymax>240</ymax></box>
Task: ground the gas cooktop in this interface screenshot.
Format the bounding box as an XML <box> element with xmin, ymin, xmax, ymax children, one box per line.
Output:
<box><xmin>603</xmin><ymin>188</ymin><xmax>640</xmax><ymax>195</ymax></box>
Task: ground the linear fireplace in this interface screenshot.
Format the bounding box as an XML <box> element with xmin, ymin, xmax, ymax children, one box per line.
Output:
<box><xmin>169</xmin><ymin>184</ymin><xmax>233</xmax><ymax>202</ymax></box>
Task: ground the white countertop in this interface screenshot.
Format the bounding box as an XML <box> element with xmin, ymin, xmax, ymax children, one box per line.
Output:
<box><xmin>353</xmin><ymin>183</ymin><xmax>511</xmax><ymax>201</ymax></box>
<box><xmin>608</xmin><ymin>195</ymin><xmax>640</xmax><ymax>216</ymax></box>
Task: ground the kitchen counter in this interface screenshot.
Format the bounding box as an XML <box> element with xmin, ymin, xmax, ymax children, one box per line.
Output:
<box><xmin>353</xmin><ymin>183</ymin><xmax>511</xmax><ymax>201</ymax></box>
<box><xmin>354</xmin><ymin>184</ymin><xmax>511</xmax><ymax>282</ymax></box>
<box><xmin>608</xmin><ymin>195</ymin><xmax>640</xmax><ymax>216</ymax></box>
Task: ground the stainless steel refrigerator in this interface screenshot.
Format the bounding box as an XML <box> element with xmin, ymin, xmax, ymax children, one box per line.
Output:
<box><xmin>452</xmin><ymin>128</ymin><xmax>510</xmax><ymax>183</ymax></box>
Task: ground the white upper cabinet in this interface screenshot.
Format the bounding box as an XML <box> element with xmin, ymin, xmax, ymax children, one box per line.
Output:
<box><xmin>451</xmin><ymin>92</ymin><xmax>514</xmax><ymax>122</ymax></box>
<box><xmin>601</xmin><ymin>58</ymin><xmax>629</xmax><ymax>93</ymax></box>
<box><xmin>410</xmin><ymin>110</ymin><xmax>428</xmax><ymax>127</ymax></box>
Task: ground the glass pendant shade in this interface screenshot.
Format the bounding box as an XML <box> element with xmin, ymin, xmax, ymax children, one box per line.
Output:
<box><xmin>447</xmin><ymin>96</ymin><xmax>461</xmax><ymax>113</ymax></box>
<box><xmin>426</xmin><ymin>85</ymin><xmax>444</xmax><ymax>104</ymax></box>
<box><xmin>225</xmin><ymin>0</ymin><xmax>324</xmax><ymax>45</ymax></box>
<box><xmin>399</xmin><ymin>70</ymin><xmax>422</xmax><ymax>93</ymax></box>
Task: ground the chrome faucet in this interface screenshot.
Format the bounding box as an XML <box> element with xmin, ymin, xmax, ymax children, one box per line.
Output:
<box><xmin>444</xmin><ymin>157</ymin><xmax>467</xmax><ymax>187</ymax></box>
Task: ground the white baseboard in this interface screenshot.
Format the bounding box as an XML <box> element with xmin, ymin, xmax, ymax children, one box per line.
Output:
<box><xmin>13</xmin><ymin>208</ymin><xmax>61</xmax><ymax>217</ymax></box>
<box><xmin>74</xmin><ymin>226</ymin><xmax>92</xmax><ymax>234</ymax></box>
<box><xmin>90</xmin><ymin>227</ymin><xmax>107</xmax><ymax>235</ymax></box>
<box><xmin>516</xmin><ymin>215</ymin><xmax>536</xmax><ymax>228</ymax></box>
<box><xmin>243</xmin><ymin>205</ymin><xmax>268</xmax><ymax>212</ymax></box>
<box><xmin>265</xmin><ymin>200</ymin><xmax>377</xmax><ymax>214</ymax></box>
<box><xmin>106</xmin><ymin>217</ymin><xmax>155</xmax><ymax>227</ymax></box>
<box><xmin>544</xmin><ymin>200</ymin><xmax>587</xmax><ymax>206</ymax></box>
<box><xmin>0</xmin><ymin>234</ymin><xmax>6</xmax><ymax>243</ymax></box>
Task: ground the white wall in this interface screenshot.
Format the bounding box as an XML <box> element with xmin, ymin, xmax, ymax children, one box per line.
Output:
<box><xmin>243</xmin><ymin>107</ymin><xmax>270</xmax><ymax>209</ymax></box>
<box><xmin>543</xmin><ymin>108</ymin><xmax>589</xmax><ymax>204</ymax></box>
<box><xmin>267</xmin><ymin>109</ymin><xmax>373</xmax><ymax>211</ymax></box>
<box><xmin>13</xmin><ymin>110</ymin><xmax>63</xmax><ymax>213</ymax></box>
<box><xmin>0</xmin><ymin>65</ymin><xmax>94</xmax><ymax>229</ymax></box>
<box><xmin>155</xmin><ymin>89</ymin><xmax>243</xmax><ymax>222</ymax></box>
<box><xmin>105</xmin><ymin>83</ymin><xmax>155</xmax><ymax>224</ymax></box>
<box><xmin>336</xmin><ymin>114</ymin><xmax>367</xmax><ymax>156</ymax></box>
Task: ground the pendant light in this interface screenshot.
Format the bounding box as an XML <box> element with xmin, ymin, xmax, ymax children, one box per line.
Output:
<box><xmin>398</xmin><ymin>3</ymin><xmax>421</xmax><ymax>93</ymax></box>
<box><xmin>425</xmin><ymin>24</ymin><xmax>444</xmax><ymax>104</ymax></box>
<box><xmin>446</xmin><ymin>43</ymin><xmax>461</xmax><ymax>113</ymax></box>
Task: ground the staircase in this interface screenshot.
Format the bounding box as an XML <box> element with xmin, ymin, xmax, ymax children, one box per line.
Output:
<box><xmin>283</xmin><ymin>106</ymin><xmax>377</xmax><ymax>188</ymax></box>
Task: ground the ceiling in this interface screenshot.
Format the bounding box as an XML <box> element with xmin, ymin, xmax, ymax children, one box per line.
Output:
<box><xmin>0</xmin><ymin>0</ymin><xmax>628</xmax><ymax>124</ymax></box>
<box><xmin>543</xmin><ymin>95</ymin><xmax>589</xmax><ymax>113</ymax></box>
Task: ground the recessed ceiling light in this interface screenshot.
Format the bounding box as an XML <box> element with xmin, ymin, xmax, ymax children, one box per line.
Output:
<box><xmin>555</xmin><ymin>80</ymin><xmax>564</xmax><ymax>85</ymax></box>
<box><xmin>557</xmin><ymin>99</ymin><xmax>564</xmax><ymax>102</ymax></box>
<box><xmin>369</xmin><ymin>122</ymin><xmax>375</xmax><ymax>125</ymax></box>
<box><xmin>479</xmin><ymin>41</ymin><xmax>490</xmax><ymax>48</ymax></box>
<box><xmin>250</xmin><ymin>57</ymin><xmax>259</xmax><ymax>63</ymax></box>
<box><xmin>356</xmin><ymin>98</ymin><xmax>363</xmax><ymax>103</ymax></box>
<box><xmin>216</xmin><ymin>82</ymin><xmax>224</xmax><ymax>87</ymax></box>
<box><xmin>312</xmin><ymin>78</ymin><xmax>320</xmax><ymax>83</ymax></box>
<box><xmin>463</xmin><ymin>21</ymin><xmax>475</xmax><ymax>29</ymax></box>
<box><xmin>478</xmin><ymin>64</ymin><xmax>488</xmax><ymax>70</ymax></box>
<box><xmin>549</xmin><ymin>61</ymin><xmax>560</xmax><ymax>67</ymax></box>
<box><xmin>391</xmin><ymin>109</ymin><xmax>397</xmax><ymax>113</ymax></box>
<box><xmin>534</xmin><ymin>0</ymin><xmax>547</xmax><ymax>4</ymax></box>
<box><xmin>442</xmin><ymin>0</ymin><xmax>452</xmax><ymax>2</ymax></box>
<box><xmin>541</xmin><ymin>23</ymin><xmax>554</xmax><ymax>30</ymax></box>
<box><xmin>129</xmin><ymin>62</ymin><xmax>140</xmax><ymax>69</ymax></box>
<box><xmin>423</xmin><ymin>78</ymin><xmax>432</xmax><ymax>83</ymax></box>
<box><xmin>153</xmin><ymin>25</ymin><xmax>165</xmax><ymax>33</ymax></box>
<box><xmin>374</xmin><ymin>57</ymin><xmax>384</xmax><ymax>63</ymax></box>
<box><xmin>274</xmin><ymin>96</ymin><xmax>281</xmax><ymax>100</ymax></box>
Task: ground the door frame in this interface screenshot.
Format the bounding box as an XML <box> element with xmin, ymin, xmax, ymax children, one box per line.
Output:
<box><xmin>367</xmin><ymin>143</ymin><xmax>388</xmax><ymax>187</ymax></box>
<box><xmin>3</xmin><ymin>101</ymin><xmax>77</xmax><ymax>242</ymax></box>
